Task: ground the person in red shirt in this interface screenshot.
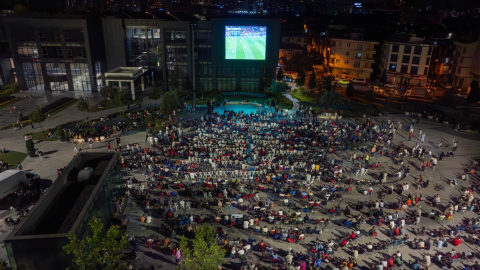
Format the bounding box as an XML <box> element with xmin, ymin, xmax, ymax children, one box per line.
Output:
<box><xmin>340</xmin><ymin>239</ymin><xmax>348</xmax><ymax>246</ymax></box>
<box><xmin>453</xmin><ymin>237</ymin><xmax>462</xmax><ymax>246</ymax></box>
<box><xmin>350</xmin><ymin>232</ymin><xmax>356</xmax><ymax>240</ymax></box>
<box><xmin>107</xmin><ymin>143</ymin><xmax>111</xmax><ymax>151</ymax></box>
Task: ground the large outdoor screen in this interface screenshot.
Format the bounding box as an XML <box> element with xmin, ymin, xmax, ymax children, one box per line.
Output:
<box><xmin>225</xmin><ymin>26</ymin><xmax>267</xmax><ymax>60</ymax></box>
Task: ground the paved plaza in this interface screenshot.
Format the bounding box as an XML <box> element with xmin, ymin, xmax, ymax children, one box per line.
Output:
<box><xmin>0</xmin><ymin>94</ymin><xmax>479</xmax><ymax>269</ymax></box>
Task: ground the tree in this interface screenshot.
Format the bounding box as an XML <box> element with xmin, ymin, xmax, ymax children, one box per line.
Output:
<box><xmin>276</xmin><ymin>68</ymin><xmax>284</xmax><ymax>81</ymax></box>
<box><xmin>76</xmin><ymin>95</ymin><xmax>89</xmax><ymax>120</ymax></box>
<box><xmin>179</xmin><ymin>224</ymin><xmax>226</xmax><ymax>270</ymax></box>
<box><xmin>322</xmin><ymin>75</ymin><xmax>335</xmax><ymax>92</ymax></box>
<box><xmin>29</xmin><ymin>105</ymin><xmax>45</xmax><ymax>131</ymax></box>
<box><xmin>295</xmin><ymin>71</ymin><xmax>305</xmax><ymax>87</ymax></box>
<box><xmin>197</xmin><ymin>80</ymin><xmax>206</xmax><ymax>100</ymax></box>
<box><xmin>169</xmin><ymin>71</ymin><xmax>180</xmax><ymax>93</ymax></box>
<box><xmin>467</xmin><ymin>80</ymin><xmax>480</xmax><ymax>104</ymax></box>
<box><xmin>99</xmin><ymin>85</ymin><xmax>118</xmax><ymax>100</ymax></box>
<box><xmin>63</xmin><ymin>217</ymin><xmax>128</xmax><ymax>270</ymax></box>
<box><xmin>283</xmin><ymin>50</ymin><xmax>325</xmax><ymax>75</ymax></box>
<box><xmin>308</xmin><ymin>73</ymin><xmax>317</xmax><ymax>89</ymax></box>
<box><xmin>149</xmin><ymin>86</ymin><xmax>163</xmax><ymax>108</ymax></box>
<box><xmin>113</xmin><ymin>90</ymin><xmax>126</xmax><ymax>105</ymax></box>
<box><xmin>268</xmin><ymin>80</ymin><xmax>289</xmax><ymax>103</ymax></box>
<box><xmin>346</xmin><ymin>83</ymin><xmax>354</xmax><ymax>97</ymax></box>
<box><xmin>320</xmin><ymin>89</ymin><xmax>343</xmax><ymax>107</ymax></box>
<box><xmin>160</xmin><ymin>90</ymin><xmax>183</xmax><ymax>118</ymax></box>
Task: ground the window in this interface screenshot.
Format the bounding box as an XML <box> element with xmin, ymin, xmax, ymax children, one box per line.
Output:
<box><xmin>347</xmin><ymin>43</ymin><xmax>351</xmax><ymax>47</ymax></box>
<box><xmin>402</xmin><ymin>55</ymin><xmax>410</xmax><ymax>64</ymax></box>
<box><xmin>70</xmin><ymin>63</ymin><xmax>91</xmax><ymax>91</ymax></box>
<box><xmin>355</xmin><ymin>53</ymin><xmax>361</xmax><ymax>59</ymax></box>
<box><xmin>400</xmin><ymin>65</ymin><xmax>408</xmax><ymax>73</ymax></box>
<box><xmin>66</xmin><ymin>49</ymin><xmax>73</xmax><ymax>57</ymax></box>
<box><xmin>414</xmin><ymin>46</ymin><xmax>422</xmax><ymax>55</ymax></box>
<box><xmin>22</xmin><ymin>62</ymin><xmax>44</xmax><ymax>90</ymax></box>
<box><xmin>336</xmin><ymin>68</ymin><xmax>342</xmax><ymax>71</ymax></box>
<box><xmin>336</xmin><ymin>59</ymin><xmax>340</xmax><ymax>64</ymax></box>
<box><xmin>57</xmin><ymin>49</ymin><xmax>63</xmax><ymax>57</ymax></box>
<box><xmin>344</xmin><ymin>60</ymin><xmax>349</xmax><ymax>64</ymax></box>
<box><xmin>42</xmin><ymin>48</ymin><xmax>48</xmax><ymax>58</ymax></box>
<box><xmin>425</xmin><ymin>57</ymin><xmax>430</xmax><ymax>65</ymax></box>
<box><xmin>445</xmin><ymin>57</ymin><xmax>450</xmax><ymax>64</ymax></box>
<box><xmin>412</xmin><ymin>56</ymin><xmax>420</xmax><ymax>65</ymax></box>
<box><xmin>410</xmin><ymin>66</ymin><xmax>418</xmax><ymax>74</ymax></box>
<box><xmin>428</xmin><ymin>47</ymin><xmax>433</xmax><ymax>55</ymax></box>
<box><xmin>354</xmin><ymin>61</ymin><xmax>360</xmax><ymax>68</ymax></box>
<box><xmin>345</xmin><ymin>52</ymin><xmax>350</xmax><ymax>56</ymax></box>
<box><xmin>424</xmin><ymin>67</ymin><xmax>428</xmax><ymax>75</ymax></box>
<box><xmin>404</xmin><ymin>45</ymin><xmax>412</xmax><ymax>54</ymax></box>
<box><xmin>390</xmin><ymin>54</ymin><xmax>398</xmax><ymax>62</ymax></box>
<box><xmin>338</xmin><ymin>42</ymin><xmax>342</xmax><ymax>47</ymax></box>
<box><xmin>389</xmin><ymin>64</ymin><xmax>396</xmax><ymax>72</ymax></box>
<box><xmin>460</xmin><ymin>57</ymin><xmax>464</xmax><ymax>64</ymax></box>
<box><xmin>392</xmin><ymin>44</ymin><xmax>399</xmax><ymax>52</ymax></box>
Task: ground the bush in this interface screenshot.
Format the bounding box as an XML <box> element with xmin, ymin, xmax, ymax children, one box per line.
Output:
<box><xmin>145</xmin><ymin>116</ymin><xmax>156</xmax><ymax>126</ymax></box>
<box><xmin>26</xmin><ymin>139</ymin><xmax>35</xmax><ymax>151</ymax></box>
<box><xmin>0</xmin><ymin>95</ymin><xmax>16</xmax><ymax>104</ymax></box>
<box><xmin>57</xmin><ymin>127</ymin><xmax>65</xmax><ymax>136</ymax></box>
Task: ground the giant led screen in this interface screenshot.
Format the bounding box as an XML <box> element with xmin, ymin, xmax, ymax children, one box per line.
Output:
<box><xmin>225</xmin><ymin>26</ymin><xmax>267</xmax><ymax>60</ymax></box>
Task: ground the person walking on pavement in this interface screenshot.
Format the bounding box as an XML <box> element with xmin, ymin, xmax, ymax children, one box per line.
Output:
<box><xmin>107</xmin><ymin>142</ymin><xmax>111</xmax><ymax>151</ymax></box>
<box><xmin>175</xmin><ymin>248</ymin><xmax>182</xmax><ymax>265</ymax></box>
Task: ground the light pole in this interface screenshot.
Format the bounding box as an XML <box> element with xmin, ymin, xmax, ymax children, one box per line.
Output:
<box><xmin>145</xmin><ymin>12</ymin><xmax>160</xmax><ymax>20</ymax></box>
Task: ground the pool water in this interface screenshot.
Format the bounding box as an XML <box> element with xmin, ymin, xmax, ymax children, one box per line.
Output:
<box><xmin>214</xmin><ymin>104</ymin><xmax>265</xmax><ymax>115</ymax></box>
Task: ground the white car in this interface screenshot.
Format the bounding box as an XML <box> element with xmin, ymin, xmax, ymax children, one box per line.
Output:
<box><xmin>351</xmin><ymin>78</ymin><xmax>367</xmax><ymax>84</ymax></box>
<box><xmin>383</xmin><ymin>83</ymin><xmax>397</xmax><ymax>88</ymax></box>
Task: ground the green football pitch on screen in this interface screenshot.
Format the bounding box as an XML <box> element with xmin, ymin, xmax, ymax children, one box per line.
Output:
<box><xmin>225</xmin><ymin>26</ymin><xmax>267</xmax><ymax>60</ymax></box>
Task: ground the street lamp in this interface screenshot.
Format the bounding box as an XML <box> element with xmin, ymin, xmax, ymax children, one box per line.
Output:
<box><xmin>145</xmin><ymin>11</ymin><xmax>160</xmax><ymax>20</ymax></box>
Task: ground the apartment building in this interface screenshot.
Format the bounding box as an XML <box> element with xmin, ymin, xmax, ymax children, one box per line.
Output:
<box><xmin>328</xmin><ymin>33</ymin><xmax>378</xmax><ymax>80</ymax></box>
<box><xmin>451</xmin><ymin>37</ymin><xmax>480</xmax><ymax>90</ymax></box>
<box><xmin>380</xmin><ymin>35</ymin><xmax>435</xmax><ymax>86</ymax></box>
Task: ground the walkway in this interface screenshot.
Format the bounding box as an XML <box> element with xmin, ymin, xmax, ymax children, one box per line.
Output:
<box><xmin>284</xmin><ymin>92</ymin><xmax>300</xmax><ymax>114</ymax></box>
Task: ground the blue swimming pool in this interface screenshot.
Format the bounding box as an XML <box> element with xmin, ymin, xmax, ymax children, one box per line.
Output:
<box><xmin>214</xmin><ymin>104</ymin><xmax>265</xmax><ymax>115</ymax></box>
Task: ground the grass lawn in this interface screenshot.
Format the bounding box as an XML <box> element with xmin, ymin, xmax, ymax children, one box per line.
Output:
<box><xmin>0</xmin><ymin>151</ymin><xmax>28</xmax><ymax>166</ymax></box>
<box><xmin>292</xmin><ymin>91</ymin><xmax>321</xmax><ymax>103</ymax></box>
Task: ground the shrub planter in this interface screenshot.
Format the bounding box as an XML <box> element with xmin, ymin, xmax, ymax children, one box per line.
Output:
<box><xmin>27</xmin><ymin>150</ymin><xmax>36</xmax><ymax>158</ymax></box>
<box><xmin>58</xmin><ymin>135</ymin><xmax>65</xmax><ymax>142</ymax></box>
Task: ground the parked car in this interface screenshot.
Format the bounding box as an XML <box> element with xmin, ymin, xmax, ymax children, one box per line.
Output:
<box><xmin>368</xmin><ymin>81</ymin><xmax>382</xmax><ymax>86</ymax></box>
<box><xmin>384</xmin><ymin>83</ymin><xmax>398</xmax><ymax>88</ymax></box>
<box><xmin>335</xmin><ymin>78</ymin><xmax>350</xmax><ymax>85</ymax></box>
<box><xmin>351</xmin><ymin>78</ymin><xmax>367</xmax><ymax>84</ymax></box>
<box><xmin>369</xmin><ymin>86</ymin><xmax>383</xmax><ymax>94</ymax></box>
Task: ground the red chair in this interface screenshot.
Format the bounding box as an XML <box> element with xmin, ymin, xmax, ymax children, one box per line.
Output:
<box><xmin>287</xmin><ymin>238</ymin><xmax>296</xmax><ymax>243</ymax></box>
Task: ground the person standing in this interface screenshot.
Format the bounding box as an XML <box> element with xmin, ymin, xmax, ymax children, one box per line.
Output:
<box><xmin>409</xmin><ymin>132</ymin><xmax>413</xmax><ymax>141</ymax></box>
<box><xmin>89</xmin><ymin>140</ymin><xmax>93</xmax><ymax>149</ymax></box>
<box><xmin>420</xmin><ymin>133</ymin><xmax>425</xmax><ymax>143</ymax></box>
<box><xmin>107</xmin><ymin>142</ymin><xmax>111</xmax><ymax>151</ymax></box>
<box><xmin>175</xmin><ymin>248</ymin><xmax>182</xmax><ymax>265</ymax></box>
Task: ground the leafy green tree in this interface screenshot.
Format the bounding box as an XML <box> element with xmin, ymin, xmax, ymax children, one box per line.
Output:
<box><xmin>113</xmin><ymin>90</ymin><xmax>126</xmax><ymax>105</ymax></box>
<box><xmin>99</xmin><ymin>85</ymin><xmax>118</xmax><ymax>99</ymax></box>
<box><xmin>276</xmin><ymin>68</ymin><xmax>284</xmax><ymax>81</ymax></box>
<box><xmin>283</xmin><ymin>50</ymin><xmax>325</xmax><ymax>75</ymax></box>
<box><xmin>76</xmin><ymin>95</ymin><xmax>90</xmax><ymax>120</ymax></box>
<box><xmin>322</xmin><ymin>75</ymin><xmax>335</xmax><ymax>92</ymax></box>
<box><xmin>63</xmin><ymin>217</ymin><xmax>128</xmax><ymax>270</ymax></box>
<box><xmin>29</xmin><ymin>105</ymin><xmax>45</xmax><ymax>131</ymax></box>
<box><xmin>320</xmin><ymin>89</ymin><xmax>343</xmax><ymax>106</ymax></box>
<box><xmin>179</xmin><ymin>224</ymin><xmax>226</xmax><ymax>270</ymax></box>
<box><xmin>198</xmin><ymin>80</ymin><xmax>206</xmax><ymax>100</ymax></box>
<box><xmin>346</xmin><ymin>83</ymin><xmax>354</xmax><ymax>97</ymax></box>
<box><xmin>308</xmin><ymin>73</ymin><xmax>317</xmax><ymax>89</ymax></box>
<box><xmin>295</xmin><ymin>71</ymin><xmax>305</xmax><ymax>87</ymax></box>
<box><xmin>169</xmin><ymin>71</ymin><xmax>180</xmax><ymax>93</ymax></box>
<box><xmin>160</xmin><ymin>90</ymin><xmax>183</xmax><ymax>118</ymax></box>
<box><xmin>467</xmin><ymin>80</ymin><xmax>480</xmax><ymax>104</ymax></box>
<box><xmin>268</xmin><ymin>80</ymin><xmax>289</xmax><ymax>103</ymax></box>
<box><xmin>149</xmin><ymin>86</ymin><xmax>163</xmax><ymax>108</ymax></box>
